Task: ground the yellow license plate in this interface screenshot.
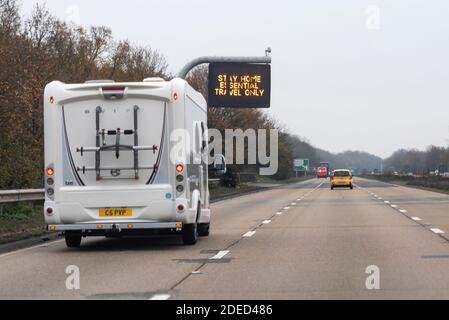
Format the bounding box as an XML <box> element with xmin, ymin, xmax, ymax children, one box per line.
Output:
<box><xmin>99</xmin><ymin>208</ymin><xmax>132</xmax><ymax>217</ymax></box>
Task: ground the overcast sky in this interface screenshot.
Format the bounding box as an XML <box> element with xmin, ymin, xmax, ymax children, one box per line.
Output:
<box><xmin>21</xmin><ymin>0</ymin><xmax>449</xmax><ymax>158</ymax></box>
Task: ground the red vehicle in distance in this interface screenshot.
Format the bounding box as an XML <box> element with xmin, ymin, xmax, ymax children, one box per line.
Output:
<box><xmin>317</xmin><ymin>167</ymin><xmax>328</xmax><ymax>178</ymax></box>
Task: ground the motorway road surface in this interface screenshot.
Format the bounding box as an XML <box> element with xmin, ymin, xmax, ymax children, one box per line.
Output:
<box><xmin>1</xmin><ymin>177</ymin><xmax>449</xmax><ymax>299</ymax></box>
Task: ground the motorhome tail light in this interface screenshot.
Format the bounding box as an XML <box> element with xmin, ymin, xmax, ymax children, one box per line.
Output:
<box><xmin>177</xmin><ymin>204</ymin><xmax>185</xmax><ymax>212</ymax></box>
<box><xmin>45</xmin><ymin>164</ymin><xmax>55</xmax><ymax>200</ymax></box>
<box><xmin>176</xmin><ymin>164</ymin><xmax>184</xmax><ymax>173</ymax></box>
<box><xmin>46</xmin><ymin>207</ymin><xmax>54</xmax><ymax>215</ymax></box>
<box><xmin>50</xmin><ymin>96</ymin><xmax>54</xmax><ymax>104</ymax></box>
<box><xmin>173</xmin><ymin>93</ymin><xmax>178</xmax><ymax>101</ymax></box>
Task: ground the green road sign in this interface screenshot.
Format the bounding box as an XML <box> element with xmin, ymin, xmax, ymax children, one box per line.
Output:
<box><xmin>294</xmin><ymin>159</ymin><xmax>309</xmax><ymax>172</ymax></box>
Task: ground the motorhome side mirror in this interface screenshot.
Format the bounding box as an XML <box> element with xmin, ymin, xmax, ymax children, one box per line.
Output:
<box><xmin>213</xmin><ymin>154</ymin><xmax>227</xmax><ymax>176</ymax></box>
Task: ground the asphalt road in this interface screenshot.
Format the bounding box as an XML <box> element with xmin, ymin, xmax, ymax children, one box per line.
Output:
<box><xmin>1</xmin><ymin>177</ymin><xmax>449</xmax><ymax>300</ymax></box>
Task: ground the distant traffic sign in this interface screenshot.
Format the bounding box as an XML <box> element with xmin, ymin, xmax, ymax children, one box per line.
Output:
<box><xmin>208</xmin><ymin>63</ymin><xmax>271</xmax><ymax>108</ymax></box>
<box><xmin>294</xmin><ymin>159</ymin><xmax>309</xmax><ymax>172</ymax></box>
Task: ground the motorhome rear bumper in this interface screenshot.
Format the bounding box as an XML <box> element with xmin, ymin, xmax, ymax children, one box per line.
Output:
<box><xmin>47</xmin><ymin>222</ymin><xmax>183</xmax><ymax>232</ymax></box>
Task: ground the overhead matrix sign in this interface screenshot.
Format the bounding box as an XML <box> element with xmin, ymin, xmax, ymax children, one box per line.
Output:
<box><xmin>208</xmin><ymin>63</ymin><xmax>271</xmax><ymax>108</ymax></box>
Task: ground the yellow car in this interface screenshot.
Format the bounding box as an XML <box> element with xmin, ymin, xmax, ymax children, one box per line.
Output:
<box><xmin>330</xmin><ymin>169</ymin><xmax>353</xmax><ymax>190</ymax></box>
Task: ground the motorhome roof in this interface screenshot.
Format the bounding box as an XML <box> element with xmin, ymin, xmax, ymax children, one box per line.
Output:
<box><xmin>46</xmin><ymin>78</ymin><xmax>207</xmax><ymax>111</ymax></box>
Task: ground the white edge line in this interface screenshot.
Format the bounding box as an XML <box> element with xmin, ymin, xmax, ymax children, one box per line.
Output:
<box><xmin>262</xmin><ymin>220</ymin><xmax>272</xmax><ymax>225</ymax></box>
<box><xmin>411</xmin><ymin>217</ymin><xmax>422</xmax><ymax>221</ymax></box>
<box><xmin>0</xmin><ymin>239</ymin><xmax>65</xmax><ymax>259</ymax></box>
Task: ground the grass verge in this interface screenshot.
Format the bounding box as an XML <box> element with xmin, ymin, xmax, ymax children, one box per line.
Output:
<box><xmin>0</xmin><ymin>202</ymin><xmax>48</xmax><ymax>245</ymax></box>
<box><xmin>255</xmin><ymin>175</ymin><xmax>314</xmax><ymax>185</ymax></box>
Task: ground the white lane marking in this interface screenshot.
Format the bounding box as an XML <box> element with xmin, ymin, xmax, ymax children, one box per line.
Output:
<box><xmin>378</xmin><ymin>197</ymin><xmax>383</xmax><ymax>200</ymax></box>
<box><xmin>210</xmin><ymin>250</ymin><xmax>230</xmax><ymax>260</ymax></box>
<box><xmin>431</xmin><ymin>228</ymin><xmax>445</xmax><ymax>234</ymax></box>
<box><xmin>391</xmin><ymin>204</ymin><xmax>398</xmax><ymax>208</ymax></box>
<box><xmin>400</xmin><ymin>209</ymin><xmax>408</xmax><ymax>213</ymax></box>
<box><xmin>291</xmin><ymin>202</ymin><xmax>297</xmax><ymax>206</ymax></box>
<box><xmin>276</xmin><ymin>212</ymin><xmax>283</xmax><ymax>215</ymax></box>
<box><xmin>384</xmin><ymin>200</ymin><xmax>390</xmax><ymax>204</ymax></box>
<box><xmin>283</xmin><ymin>207</ymin><xmax>291</xmax><ymax>210</ymax></box>
<box><xmin>149</xmin><ymin>294</ymin><xmax>171</xmax><ymax>300</ymax></box>
<box><xmin>243</xmin><ymin>231</ymin><xmax>256</xmax><ymax>238</ymax></box>
<box><xmin>411</xmin><ymin>217</ymin><xmax>422</xmax><ymax>221</ymax></box>
<box><xmin>0</xmin><ymin>239</ymin><xmax>65</xmax><ymax>259</ymax></box>
<box><xmin>262</xmin><ymin>220</ymin><xmax>271</xmax><ymax>225</ymax></box>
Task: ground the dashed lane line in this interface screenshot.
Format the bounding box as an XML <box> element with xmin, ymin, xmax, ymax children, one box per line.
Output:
<box><xmin>243</xmin><ymin>231</ymin><xmax>257</xmax><ymax>238</ymax></box>
<box><xmin>149</xmin><ymin>294</ymin><xmax>171</xmax><ymax>301</ymax></box>
<box><xmin>431</xmin><ymin>228</ymin><xmax>445</xmax><ymax>235</ymax></box>
<box><xmin>210</xmin><ymin>250</ymin><xmax>230</xmax><ymax>260</ymax></box>
<box><xmin>359</xmin><ymin>185</ymin><xmax>449</xmax><ymax>243</ymax></box>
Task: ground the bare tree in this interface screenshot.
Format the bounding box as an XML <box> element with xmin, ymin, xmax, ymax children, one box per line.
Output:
<box><xmin>0</xmin><ymin>0</ymin><xmax>21</xmax><ymax>37</ymax></box>
<box><xmin>24</xmin><ymin>3</ymin><xmax>54</xmax><ymax>48</ymax></box>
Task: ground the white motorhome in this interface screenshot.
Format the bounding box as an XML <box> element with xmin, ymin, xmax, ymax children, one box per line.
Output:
<box><xmin>44</xmin><ymin>78</ymin><xmax>217</xmax><ymax>247</ymax></box>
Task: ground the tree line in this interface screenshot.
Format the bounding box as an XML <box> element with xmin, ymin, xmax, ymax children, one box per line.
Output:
<box><xmin>384</xmin><ymin>146</ymin><xmax>449</xmax><ymax>174</ymax></box>
<box><xmin>0</xmin><ymin>0</ymin><xmax>382</xmax><ymax>189</ymax></box>
<box><xmin>0</xmin><ymin>0</ymin><xmax>169</xmax><ymax>189</ymax></box>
